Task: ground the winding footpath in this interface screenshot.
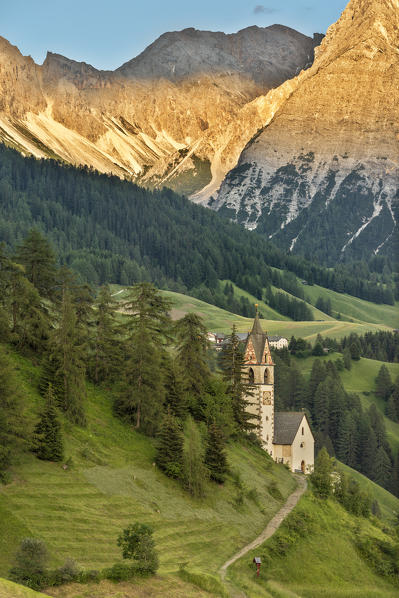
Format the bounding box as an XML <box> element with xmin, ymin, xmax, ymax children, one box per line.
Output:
<box><xmin>219</xmin><ymin>475</ymin><xmax>307</xmax><ymax>596</ymax></box>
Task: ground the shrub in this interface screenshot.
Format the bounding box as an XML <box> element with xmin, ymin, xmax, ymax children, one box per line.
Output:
<box><xmin>104</xmin><ymin>562</ymin><xmax>135</xmax><ymax>581</ymax></box>
<box><xmin>52</xmin><ymin>558</ymin><xmax>80</xmax><ymax>585</ymax></box>
<box><xmin>78</xmin><ymin>569</ymin><xmax>101</xmax><ymax>583</ymax></box>
<box><xmin>117</xmin><ymin>523</ymin><xmax>159</xmax><ymax>574</ymax></box>
<box><xmin>268</xmin><ymin>480</ymin><xmax>283</xmax><ymax>501</ymax></box>
<box><xmin>9</xmin><ymin>538</ymin><xmax>50</xmax><ymax>590</ymax></box>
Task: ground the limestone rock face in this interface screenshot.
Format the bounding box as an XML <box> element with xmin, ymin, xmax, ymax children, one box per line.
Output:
<box><xmin>0</xmin><ymin>26</ymin><xmax>317</xmax><ymax>197</ymax></box>
<box><xmin>215</xmin><ymin>0</ymin><xmax>399</xmax><ymax>262</ymax></box>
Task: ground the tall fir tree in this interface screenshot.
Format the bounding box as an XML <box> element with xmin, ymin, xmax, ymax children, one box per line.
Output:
<box><xmin>90</xmin><ymin>285</ymin><xmax>119</xmax><ymax>384</ymax></box>
<box><xmin>375</xmin><ymin>365</ymin><xmax>393</xmax><ymax>401</ymax></box>
<box><xmin>115</xmin><ymin>283</ymin><xmax>171</xmax><ymax>436</ymax></box>
<box><xmin>155</xmin><ymin>410</ymin><xmax>184</xmax><ymax>479</ymax></box>
<box><xmin>373</xmin><ymin>446</ymin><xmax>392</xmax><ymax>489</ymax></box>
<box><xmin>219</xmin><ymin>325</ymin><xmax>257</xmax><ymax>434</ymax></box>
<box><xmin>31</xmin><ymin>385</ymin><xmax>64</xmax><ymax>462</ymax></box>
<box><xmin>0</xmin><ymin>346</ymin><xmax>26</xmax><ymax>480</ymax></box>
<box><xmin>205</xmin><ymin>422</ymin><xmax>229</xmax><ymax>484</ymax></box>
<box><xmin>15</xmin><ymin>229</ymin><xmax>57</xmax><ymax>298</ymax></box>
<box><xmin>306</xmin><ymin>360</ymin><xmax>327</xmax><ymax>411</ymax></box>
<box><xmin>175</xmin><ymin>313</ymin><xmax>210</xmax><ymax>415</ymax></box>
<box><xmin>163</xmin><ymin>358</ymin><xmax>187</xmax><ymax>421</ymax></box>
<box><xmin>45</xmin><ymin>288</ymin><xmax>87</xmax><ymax>425</ymax></box>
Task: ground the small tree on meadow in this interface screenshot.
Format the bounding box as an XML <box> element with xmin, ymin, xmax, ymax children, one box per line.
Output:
<box><xmin>117</xmin><ymin>523</ymin><xmax>158</xmax><ymax>574</ymax></box>
<box><xmin>375</xmin><ymin>365</ymin><xmax>393</xmax><ymax>401</ymax></box>
<box><xmin>9</xmin><ymin>538</ymin><xmax>49</xmax><ymax>589</ymax></box>
<box><xmin>311</xmin><ymin>447</ymin><xmax>334</xmax><ymax>498</ymax></box>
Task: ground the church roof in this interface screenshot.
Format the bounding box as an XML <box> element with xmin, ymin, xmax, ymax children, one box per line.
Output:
<box><xmin>273</xmin><ymin>412</ymin><xmax>306</xmax><ymax>445</ymax></box>
<box><xmin>245</xmin><ymin>311</ymin><xmax>270</xmax><ymax>363</ymax></box>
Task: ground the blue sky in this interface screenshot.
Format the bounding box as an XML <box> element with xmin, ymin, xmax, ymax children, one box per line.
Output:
<box><xmin>3</xmin><ymin>1</ymin><xmax>347</xmax><ymax>70</ymax></box>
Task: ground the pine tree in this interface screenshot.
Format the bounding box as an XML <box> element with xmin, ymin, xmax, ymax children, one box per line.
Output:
<box><xmin>386</xmin><ymin>395</ymin><xmax>398</xmax><ymax>422</ymax></box>
<box><xmin>163</xmin><ymin>358</ymin><xmax>187</xmax><ymax>420</ymax></box>
<box><xmin>91</xmin><ymin>285</ymin><xmax>119</xmax><ymax>384</ymax></box>
<box><xmin>0</xmin><ymin>346</ymin><xmax>26</xmax><ymax>481</ymax></box>
<box><xmin>349</xmin><ymin>340</ymin><xmax>361</xmax><ymax>361</ymax></box>
<box><xmin>219</xmin><ymin>325</ymin><xmax>257</xmax><ymax>434</ymax></box>
<box><xmin>175</xmin><ymin>313</ymin><xmax>210</xmax><ymax>410</ymax></box>
<box><xmin>155</xmin><ymin>410</ymin><xmax>184</xmax><ymax>479</ymax></box>
<box><xmin>115</xmin><ymin>283</ymin><xmax>171</xmax><ymax>436</ymax></box>
<box><xmin>373</xmin><ymin>446</ymin><xmax>392</xmax><ymax>489</ymax></box>
<box><xmin>31</xmin><ymin>385</ymin><xmax>63</xmax><ymax>461</ymax></box>
<box><xmin>311</xmin><ymin>447</ymin><xmax>334</xmax><ymax>498</ymax></box>
<box><xmin>343</xmin><ymin>347</ymin><xmax>352</xmax><ymax>370</ymax></box>
<box><xmin>375</xmin><ymin>365</ymin><xmax>393</xmax><ymax>401</ymax></box>
<box><xmin>313</xmin><ymin>379</ymin><xmax>330</xmax><ymax>433</ymax></box>
<box><xmin>205</xmin><ymin>422</ymin><xmax>229</xmax><ymax>484</ymax></box>
<box><xmin>182</xmin><ymin>417</ymin><xmax>208</xmax><ymax>497</ymax></box>
<box><xmin>15</xmin><ymin>229</ymin><xmax>57</xmax><ymax>298</ymax></box>
<box><xmin>306</xmin><ymin>360</ymin><xmax>326</xmax><ymax>411</ymax></box>
<box><xmin>45</xmin><ymin>289</ymin><xmax>87</xmax><ymax>425</ymax></box>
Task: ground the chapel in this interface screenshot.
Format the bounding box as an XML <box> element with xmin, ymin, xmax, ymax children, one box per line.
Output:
<box><xmin>243</xmin><ymin>311</ymin><xmax>314</xmax><ymax>474</ymax></box>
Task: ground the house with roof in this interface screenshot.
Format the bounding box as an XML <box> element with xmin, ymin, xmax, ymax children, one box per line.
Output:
<box><xmin>268</xmin><ymin>335</ymin><xmax>289</xmax><ymax>350</ymax></box>
<box><xmin>242</xmin><ymin>310</ymin><xmax>314</xmax><ymax>474</ymax></box>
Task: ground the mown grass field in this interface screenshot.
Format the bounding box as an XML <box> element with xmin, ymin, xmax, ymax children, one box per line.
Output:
<box><xmin>293</xmin><ymin>355</ymin><xmax>399</xmax><ymax>451</ymax></box>
<box><xmin>0</xmin><ymin>578</ymin><xmax>50</xmax><ymax>598</ymax></box>
<box><xmin>300</xmin><ymin>282</ymin><xmax>399</xmax><ymax>329</ymax></box>
<box><xmin>228</xmin><ymin>492</ymin><xmax>399</xmax><ymax>598</ymax></box>
<box><xmin>110</xmin><ymin>285</ymin><xmax>393</xmax><ymax>340</ymax></box>
<box><xmin>0</xmin><ymin>348</ymin><xmax>295</xmax><ymax>581</ymax></box>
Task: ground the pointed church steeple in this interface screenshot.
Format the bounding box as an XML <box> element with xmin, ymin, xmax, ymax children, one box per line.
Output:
<box><xmin>244</xmin><ymin>306</ymin><xmax>273</xmax><ymax>365</ymax></box>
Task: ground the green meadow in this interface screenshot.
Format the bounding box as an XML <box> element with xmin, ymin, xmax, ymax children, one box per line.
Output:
<box><xmin>0</xmin><ymin>348</ymin><xmax>295</xmax><ymax>581</ymax></box>
<box><xmin>228</xmin><ymin>492</ymin><xmax>399</xmax><ymax>598</ymax></box>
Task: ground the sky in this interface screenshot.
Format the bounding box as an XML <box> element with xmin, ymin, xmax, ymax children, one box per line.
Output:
<box><xmin>2</xmin><ymin>0</ymin><xmax>348</xmax><ymax>70</ymax></box>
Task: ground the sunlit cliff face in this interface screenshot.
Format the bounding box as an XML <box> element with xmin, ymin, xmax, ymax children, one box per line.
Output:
<box><xmin>0</xmin><ymin>26</ymin><xmax>317</xmax><ymax>197</ymax></box>
<box><xmin>215</xmin><ymin>0</ymin><xmax>399</xmax><ymax>261</ymax></box>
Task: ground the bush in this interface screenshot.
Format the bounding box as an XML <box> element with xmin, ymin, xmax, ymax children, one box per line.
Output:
<box><xmin>268</xmin><ymin>480</ymin><xmax>283</xmax><ymax>501</ymax></box>
<box><xmin>104</xmin><ymin>562</ymin><xmax>135</xmax><ymax>582</ymax></box>
<box><xmin>9</xmin><ymin>538</ymin><xmax>49</xmax><ymax>590</ymax></box>
<box><xmin>78</xmin><ymin>569</ymin><xmax>101</xmax><ymax>583</ymax></box>
<box><xmin>52</xmin><ymin>558</ymin><xmax>80</xmax><ymax>585</ymax></box>
<box><xmin>117</xmin><ymin>523</ymin><xmax>158</xmax><ymax>574</ymax></box>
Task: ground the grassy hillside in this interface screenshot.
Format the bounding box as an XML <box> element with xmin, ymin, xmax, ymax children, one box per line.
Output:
<box><xmin>228</xmin><ymin>493</ymin><xmax>399</xmax><ymax>598</ymax></box>
<box><xmin>337</xmin><ymin>462</ymin><xmax>399</xmax><ymax>522</ymax></box>
<box><xmin>300</xmin><ymin>282</ymin><xmax>399</xmax><ymax>329</ymax></box>
<box><xmin>0</xmin><ymin>347</ymin><xmax>295</xmax><ymax>580</ymax></box>
<box><xmin>0</xmin><ymin>578</ymin><xmax>50</xmax><ymax>598</ymax></box>
<box><xmin>111</xmin><ymin>285</ymin><xmax>392</xmax><ymax>340</ymax></box>
<box><xmin>293</xmin><ymin>355</ymin><xmax>399</xmax><ymax>451</ymax></box>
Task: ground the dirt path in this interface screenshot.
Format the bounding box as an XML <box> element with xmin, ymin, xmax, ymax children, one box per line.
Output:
<box><xmin>219</xmin><ymin>475</ymin><xmax>307</xmax><ymax>587</ymax></box>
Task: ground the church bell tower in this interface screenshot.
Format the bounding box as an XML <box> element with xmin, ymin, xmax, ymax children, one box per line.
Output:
<box><xmin>243</xmin><ymin>307</ymin><xmax>275</xmax><ymax>454</ymax></box>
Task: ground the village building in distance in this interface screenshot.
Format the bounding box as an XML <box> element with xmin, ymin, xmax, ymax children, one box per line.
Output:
<box><xmin>242</xmin><ymin>312</ymin><xmax>314</xmax><ymax>474</ymax></box>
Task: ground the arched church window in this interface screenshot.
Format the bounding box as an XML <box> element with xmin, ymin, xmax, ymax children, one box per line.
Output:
<box><xmin>248</xmin><ymin>368</ymin><xmax>254</xmax><ymax>384</ymax></box>
<box><xmin>264</xmin><ymin>369</ymin><xmax>268</xmax><ymax>383</ymax></box>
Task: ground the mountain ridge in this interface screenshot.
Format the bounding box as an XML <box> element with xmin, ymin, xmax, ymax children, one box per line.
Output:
<box><xmin>214</xmin><ymin>0</ymin><xmax>399</xmax><ymax>263</ymax></box>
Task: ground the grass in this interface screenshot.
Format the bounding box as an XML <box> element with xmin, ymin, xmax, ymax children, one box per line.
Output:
<box><xmin>336</xmin><ymin>462</ymin><xmax>399</xmax><ymax>522</ymax></box>
<box><xmin>0</xmin><ymin>347</ymin><xmax>295</xmax><ymax>581</ymax></box>
<box><xmin>110</xmin><ymin>285</ymin><xmax>393</xmax><ymax>340</ymax></box>
<box><xmin>300</xmin><ymin>282</ymin><xmax>399</xmax><ymax>329</ymax></box>
<box><xmin>0</xmin><ymin>578</ymin><xmax>50</xmax><ymax>598</ymax></box>
<box><xmin>228</xmin><ymin>493</ymin><xmax>399</xmax><ymax>598</ymax></box>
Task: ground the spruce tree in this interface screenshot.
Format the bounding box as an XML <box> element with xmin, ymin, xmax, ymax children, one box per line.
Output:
<box><xmin>15</xmin><ymin>229</ymin><xmax>57</xmax><ymax>298</ymax></box>
<box><xmin>31</xmin><ymin>385</ymin><xmax>64</xmax><ymax>462</ymax></box>
<box><xmin>313</xmin><ymin>379</ymin><xmax>330</xmax><ymax>433</ymax></box>
<box><xmin>0</xmin><ymin>347</ymin><xmax>26</xmax><ymax>480</ymax></box>
<box><xmin>373</xmin><ymin>446</ymin><xmax>392</xmax><ymax>489</ymax></box>
<box><xmin>220</xmin><ymin>325</ymin><xmax>257</xmax><ymax>434</ymax></box>
<box><xmin>45</xmin><ymin>289</ymin><xmax>87</xmax><ymax>425</ymax></box>
<box><xmin>205</xmin><ymin>422</ymin><xmax>229</xmax><ymax>484</ymax></box>
<box><xmin>91</xmin><ymin>285</ymin><xmax>119</xmax><ymax>384</ymax></box>
<box><xmin>349</xmin><ymin>340</ymin><xmax>361</xmax><ymax>361</ymax></box>
<box><xmin>164</xmin><ymin>358</ymin><xmax>187</xmax><ymax>420</ymax></box>
<box><xmin>306</xmin><ymin>360</ymin><xmax>326</xmax><ymax>411</ymax></box>
<box><xmin>155</xmin><ymin>410</ymin><xmax>184</xmax><ymax>479</ymax></box>
<box><xmin>375</xmin><ymin>365</ymin><xmax>393</xmax><ymax>401</ymax></box>
<box><xmin>115</xmin><ymin>283</ymin><xmax>171</xmax><ymax>436</ymax></box>
<box><xmin>343</xmin><ymin>347</ymin><xmax>352</xmax><ymax>370</ymax></box>
<box><xmin>175</xmin><ymin>313</ymin><xmax>210</xmax><ymax>413</ymax></box>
